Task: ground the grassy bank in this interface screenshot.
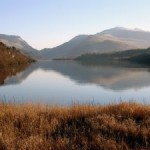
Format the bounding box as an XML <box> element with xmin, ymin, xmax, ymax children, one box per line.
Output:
<box><xmin>0</xmin><ymin>102</ymin><xmax>150</xmax><ymax>149</ymax></box>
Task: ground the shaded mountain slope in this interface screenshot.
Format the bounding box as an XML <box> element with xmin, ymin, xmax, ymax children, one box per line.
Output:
<box><xmin>76</xmin><ymin>47</ymin><xmax>150</xmax><ymax>65</ymax></box>
<box><xmin>0</xmin><ymin>34</ymin><xmax>40</xmax><ymax>58</ymax></box>
<box><xmin>0</xmin><ymin>42</ymin><xmax>34</xmax><ymax>68</ymax></box>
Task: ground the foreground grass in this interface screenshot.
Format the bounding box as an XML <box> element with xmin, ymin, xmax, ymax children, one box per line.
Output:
<box><xmin>0</xmin><ymin>102</ymin><xmax>150</xmax><ymax>150</ymax></box>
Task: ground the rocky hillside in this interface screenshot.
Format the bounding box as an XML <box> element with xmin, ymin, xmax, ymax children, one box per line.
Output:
<box><xmin>0</xmin><ymin>34</ymin><xmax>40</xmax><ymax>59</ymax></box>
<box><xmin>0</xmin><ymin>42</ymin><xmax>34</xmax><ymax>68</ymax></box>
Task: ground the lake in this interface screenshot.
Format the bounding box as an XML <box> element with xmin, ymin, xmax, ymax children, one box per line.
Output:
<box><xmin>0</xmin><ymin>60</ymin><xmax>150</xmax><ymax>105</ymax></box>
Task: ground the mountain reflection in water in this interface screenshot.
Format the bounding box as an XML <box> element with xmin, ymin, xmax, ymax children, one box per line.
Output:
<box><xmin>1</xmin><ymin>61</ymin><xmax>150</xmax><ymax>104</ymax></box>
<box><xmin>3</xmin><ymin>61</ymin><xmax>150</xmax><ymax>90</ymax></box>
<box><xmin>0</xmin><ymin>65</ymin><xmax>29</xmax><ymax>85</ymax></box>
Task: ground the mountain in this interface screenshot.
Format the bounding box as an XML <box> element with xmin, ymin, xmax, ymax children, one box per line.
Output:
<box><xmin>98</xmin><ymin>27</ymin><xmax>150</xmax><ymax>47</ymax></box>
<box><xmin>40</xmin><ymin>35</ymin><xmax>89</xmax><ymax>59</ymax></box>
<box><xmin>2</xmin><ymin>27</ymin><xmax>150</xmax><ymax>60</ymax></box>
<box><xmin>0</xmin><ymin>34</ymin><xmax>40</xmax><ymax>58</ymax></box>
<box><xmin>40</xmin><ymin>27</ymin><xmax>150</xmax><ymax>59</ymax></box>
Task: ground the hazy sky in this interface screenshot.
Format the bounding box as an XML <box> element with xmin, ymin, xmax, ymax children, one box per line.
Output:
<box><xmin>1</xmin><ymin>0</ymin><xmax>150</xmax><ymax>49</ymax></box>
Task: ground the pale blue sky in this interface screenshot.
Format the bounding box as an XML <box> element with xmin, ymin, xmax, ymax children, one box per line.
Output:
<box><xmin>0</xmin><ymin>0</ymin><xmax>150</xmax><ymax>49</ymax></box>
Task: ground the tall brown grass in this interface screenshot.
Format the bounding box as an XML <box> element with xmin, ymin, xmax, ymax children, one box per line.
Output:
<box><xmin>0</xmin><ymin>102</ymin><xmax>150</xmax><ymax>150</ymax></box>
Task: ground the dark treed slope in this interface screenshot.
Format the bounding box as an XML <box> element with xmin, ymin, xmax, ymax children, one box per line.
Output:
<box><xmin>75</xmin><ymin>47</ymin><xmax>150</xmax><ymax>65</ymax></box>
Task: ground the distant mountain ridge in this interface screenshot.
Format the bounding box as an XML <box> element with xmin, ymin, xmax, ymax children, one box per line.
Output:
<box><xmin>0</xmin><ymin>34</ymin><xmax>40</xmax><ymax>58</ymax></box>
<box><xmin>98</xmin><ymin>27</ymin><xmax>150</xmax><ymax>47</ymax></box>
<box><xmin>41</xmin><ymin>27</ymin><xmax>150</xmax><ymax>59</ymax></box>
<box><xmin>1</xmin><ymin>27</ymin><xmax>150</xmax><ymax>60</ymax></box>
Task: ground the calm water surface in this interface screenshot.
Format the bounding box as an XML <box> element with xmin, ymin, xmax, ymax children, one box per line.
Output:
<box><xmin>0</xmin><ymin>61</ymin><xmax>150</xmax><ymax>105</ymax></box>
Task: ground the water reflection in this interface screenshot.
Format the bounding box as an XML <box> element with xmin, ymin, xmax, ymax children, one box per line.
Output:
<box><xmin>2</xmin><ymin>61</ymin><xmax>150</xmax><ymax>91</ymax></box>
<box><xmin>0</xmin><ymin>65</ymin><xmax>29</xmax><ymax>85</ymax></box>
<box><xmin>1</xmin><ymin>61</ymin><xmax>150</xmax><ymax>104</ymax></box>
